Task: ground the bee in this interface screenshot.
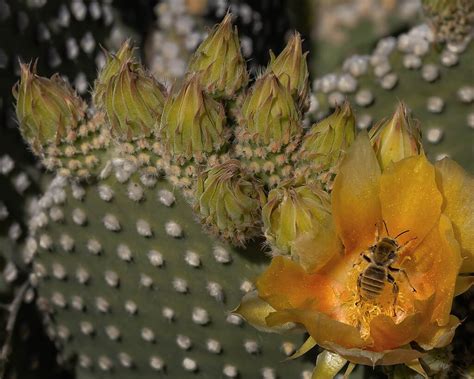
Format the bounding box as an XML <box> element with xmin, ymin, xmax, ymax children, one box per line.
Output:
<box><xmin>356</xmin><ymin>222</ymin><xmax>416</xmax><ymax>310</ymax></box>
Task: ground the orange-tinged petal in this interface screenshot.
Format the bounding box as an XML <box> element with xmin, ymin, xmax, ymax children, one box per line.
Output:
<box><xmin>405</xmin><ymin>215</ymin><xmax>461</xmax><ymax>326</ymax></box>
<box><xmin>232</xmin><ymin>291</ymin><xmax>301</xmax><ymax>334</ymax></box>
<box><xmin>323</xmin><ymin>342</ymin><xmax>424</xmax><ymax>366</ymax></box>
<box><xmin>435</xmin><ymin>158</ymin><xmax>474</xmax><ymax>273</ymax></box>
<box><xmin>369</xmin><ymin>313</ymin><xmax>421</xmax><ymax>352</ymax></box>
<box><xmin>332</xmin><ymin>132</ymin><xmax>381</xmax><ymax>253</ymax></box>
<box><xmin>266</xmin><ymin>309</ymin><xmax>367</xmax><ymax>348</ymax></box>
<box><xmin>416</xmin><ymin>315</ymin><xmax>460</xmax><ymax>350</ymax></box>
<box><xmin>256</xmin><ymin>256</ymin><xmax>340</xmax><ymax>313</ymax></box>
<box><xmin>379</xmin><ymin>155</ymin><xmax>442</xmax><ymax>249</ymax></box>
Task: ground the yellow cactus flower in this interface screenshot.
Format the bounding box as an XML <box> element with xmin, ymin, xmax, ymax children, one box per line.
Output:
<box><xmin>236</xmin><ymin>132</ymin><xmax>473</xmax><ymax>370</ymax></box>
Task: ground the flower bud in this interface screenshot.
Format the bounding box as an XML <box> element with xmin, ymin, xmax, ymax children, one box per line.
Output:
<box><xmin>300</xmin><ymin>101</ymin><xmax>355</xmax><ymax>171</ymax></box>
<box><xmin>369</xmin><ymin>102</ymin><xmax>422</xmax><ymax>170</ymax></box>
<box><xmin>13</xmin><ymin>63</ymin><xmax>86</xmax><ymax>151</ymax></box>
<box><xmin>187</xmin><ymin>13</ymin><xmax>248</xmax><ymax>97</ymax></box>
<box><xmin>104</xmin><ymin>60</ymin><xmax>166</xmax><ymax>140</ymax></box>
<box><xmin>160</xmin><ymin>75</ymin><xmax>227</xmax><ymax>161</ymax></box>
<box><xmin>262</xmin><ymin>180</ymin><xmax>331</xmax><ymax>254</ymax></box>
<box><xmin>267</xmin><ymin>32</ymin><xmax>309</xmax><ymax>111</ymax></box>
<box><xmin>239</xmin><ymin>73</ymin><xmax>301</xmax><ymax>151</ymax></box>
<box><xmin>196</xmin><ymin>160</ymin><xmax>266</xmax><ymax>246</ymax></box>
<box><xmin>93</xmin><ymin>40</ymin><xmax>135</xmax><ymax>108</ymax></box>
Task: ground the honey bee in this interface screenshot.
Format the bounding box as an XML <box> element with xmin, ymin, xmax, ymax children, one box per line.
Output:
<box><xmin>356</xmin><ymin>222</ymin><xmax>416</xmax><ymax>310</ymax></box>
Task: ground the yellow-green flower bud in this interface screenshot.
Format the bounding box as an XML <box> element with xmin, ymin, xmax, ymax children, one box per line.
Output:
<box><xmin>187</xmin><ymin>13</ymin><xmax>248</xmax><ymax>97</ymax></box>
<box><xmin>196</xmin><ymin>160</ymin><xmax>266</xmax><ymax>246</ymax></box>
<box><xmin>300</xmin><ymin>102</ymin><xmax>356</xmax><ymax>170</ymax></box>
<box><xmin>369</xmin><ymin>102</ymin><xmax>422</xmax><ymax>170</ymax></box>
<box><xmin>267</xmin><ymin>32</ymin><xmax>309</xmax><ymax>111</ymax></box>
<box><xmin>13</xmin><ymin>63</ymin><xmax>86</xmax><ymax>151</ymax></box>
<box><xmin>93</xmin><ymin>40</ymin><xmax>135</xmax><ymax>108</ymax></box>
<box><xmin>262</xmin><ymin>180</ymin><xmax>331</xmax><ymax>254</ymax></box>
<box><xmin>240</xmin><ymin>73</ymin><xmax>301</xmax><ymax>151</ymax></box>
<box><xmin>160</xmin><ymin>75</ymin><xmax>227</xmax><ymax>161</ymax></box>
<box><xmin>104</xmin><ymin>60</ymin><xmax>166</xmax><ymax>140</ymax></box>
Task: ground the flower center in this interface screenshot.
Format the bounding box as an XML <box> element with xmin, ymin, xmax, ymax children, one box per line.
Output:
<box><xmin>339</xmin><ymin>263</ymin><xmax>410</xmax><ymax>341</ymax></box>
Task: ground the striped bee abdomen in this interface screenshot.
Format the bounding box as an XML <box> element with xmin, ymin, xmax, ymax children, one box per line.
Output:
<box><xmin>359</xmin><ymin>265</ymin><xmax>386</xmax><ymax>299</ymax></box>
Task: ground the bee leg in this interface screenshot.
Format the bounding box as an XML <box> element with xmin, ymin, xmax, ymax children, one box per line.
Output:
<box><xmin>387</xmin><ymin>273</ymin><xmax>399</xmax><ymax>316</ymax></box>
<box><xmin>389</xmin><ymin>266</ymin><xmax>416</xmax><ymax>293</ymax></box>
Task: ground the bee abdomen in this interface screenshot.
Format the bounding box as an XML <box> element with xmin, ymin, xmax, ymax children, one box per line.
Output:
<box><xmin>359</xmin><ymin>266</ymin><xmax>386</xmax><ymax>299</ymax></box>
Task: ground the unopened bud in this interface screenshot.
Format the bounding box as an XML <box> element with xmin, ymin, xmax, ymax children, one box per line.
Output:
<box><xmin>300</xmin><ymin>102</ymin><xmax>356</xmax><ymax>171</ymax></box>
<box><xmin>196</xmin><ymin>160</ymin><xmax>266</xmax><ymax>246</ymax></box>
<box><xmin>187</xmin><ymin>13</ymin><xmax>248</xmax><ymax>97</ymax></box>
<box><xmin>13</xmin><ymin>63</ymin><xmax>86</xmax><ymax>151</ymax></box>
<box><xmin>104</xmin><ymin>60</ymin><xmax>165</xmax><ymax>140</ymax></box>
<box><xmin>267</xmin><ymin>32</ymin><xmax>309</xmax><ymax>111</ymax></box>
<box><xmin>160</xmin><ymin>75</ymin><xmax>227</xmax><ymax>161</ymax></box>
<box><xmin>239</xmin><ymin>73</ymin><xmax>301</xmax><ymax>151</ymax></box>
<box><xmin>369</xmin><ymin>102</ymin><xmax>422</xmax><ymax>170</ymax></box>
<box><xmin>262</xmin><ymin>180</ymin><xmax>331</xmax><ymax>254</ymax></box>
<box><xmin>93</xmin><ymin>40</ymin><xmax>135</xmax><ymax>108</ymax></box>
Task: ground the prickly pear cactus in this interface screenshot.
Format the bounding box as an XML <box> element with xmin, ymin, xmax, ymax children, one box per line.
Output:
<box><xmin>310</xmin><ymin>23</ymin><xmax>474</xmax><ymax>172</ymax></box>
<box><xmin>13</xmin><ymin>14</ymin><xmax>335</xmax><ymax>379</ymax></box>
<box><xmin>12</xmin><ymin>6</ymin><xmax>473</xmax><ymax>376</ymax></box>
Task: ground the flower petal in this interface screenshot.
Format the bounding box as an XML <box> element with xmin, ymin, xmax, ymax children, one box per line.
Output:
<box><xmin>454</xmin><ymin>275</ymin><xmax>474</xmax><ymax>296</ymax></box>
<box><xmin>435</xmin><ymin>158</ymin><xmax>474</xmax><ymax>274</ymax></box>
<box><xmin>332</xmin><ymin>132</ymin><xmax>382</xmax><ymax>253</ymax></box>
<box><xmin>266</xmin><ymin>309</ymin><xmax>367</xmax><ymax>348</ymax></box>
<box><xmin>379</xmin><ymin>155</ymin><xmax>442</xmax><ymax>248</ymax></box>
<box><xmin>256</xmin><ymin>256</ymin><xmax>341</xmax><ymax>313</ymax></box>
<box><xmin>232</xmin><ymin>291</ymin><xmax>300</xmax><ymax>334</ymax></box>
<box><xmin>323</xmin><ymin>342</ymin><xmax>424</xmax><ymax>366</ymax></box>
<box><xmin>369</xmin><ymin>313</ymin><xmax>422</xmax><ymax>352</ymax></box>
<box><xmin>416</xmin><ymin>315</ymin><xmax>460</xmax><ymax>350</ymax></box>
<box><xmin>312</xmin><ymin>350</ymin><xmax>347</xmax><ymax>379</ymax></box>
<box><xmin>404</xmin><ymin>215</ymin><xmax>462</xmax><ymax>326</ymax></box>
<box><xmin>292</xmin><ymin>214</ymin><xmax>343</xmax><ymax>273</ymax></box>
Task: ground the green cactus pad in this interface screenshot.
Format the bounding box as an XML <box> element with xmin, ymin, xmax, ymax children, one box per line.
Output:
<box><xmin>310</xmin><ymin>25</ymin><xmax>474</xmax><ymax>173</ymax></box>
<box><xmin>27</xmin><ymin>170</ymin><xmax>316</xmax><ymax>378</ymax></box>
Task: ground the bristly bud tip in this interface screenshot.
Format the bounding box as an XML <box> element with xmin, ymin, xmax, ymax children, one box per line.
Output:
<box><xmin>187</xmin><ymin>13</ymin><xmax>248</xmax><ymax>98</ymax></box>
<box><xmin>267</xmin><ymin>32</ymin><xmax>309</xmax><ymax>111</ymax></box>
<box><xmin>369</xmin><ymin>102</ymin><xmax>422</xmax><ymax>170</ymax></box>
<box><xmin>300</xmin><ymin>101</ymin><xmax>356</xmax><ymax>171</ymax></box>
<box><xmin>13</xmin><ymin>62</ymin><xmax>86</xmax><ymax>153</ymax></box>
<box><xmin>160</xmin><ymin>75</ymin><xmax>227</xmax><ymax>162</ymax></box>
<box><xmin>239</xmin><ymin>73</ymin><xmax>301</xmax><ymax>152</ymax></box>
<box><xmin>195</xmin><ymin>159</ymin><xmax>266</xmax><ymax>246</ymax></box>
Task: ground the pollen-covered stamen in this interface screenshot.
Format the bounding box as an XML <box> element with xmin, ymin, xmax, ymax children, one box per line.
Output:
<box><xmin>340</xmin><ymin>262</ymin><xmax>412</xmax><ymax>340</ymax></box>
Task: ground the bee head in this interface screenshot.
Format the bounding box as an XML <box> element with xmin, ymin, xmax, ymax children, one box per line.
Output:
<box><xmin>373</xmin><ymin>237</ymin><xmax>399</xmax><ymax>264</ymax></box>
